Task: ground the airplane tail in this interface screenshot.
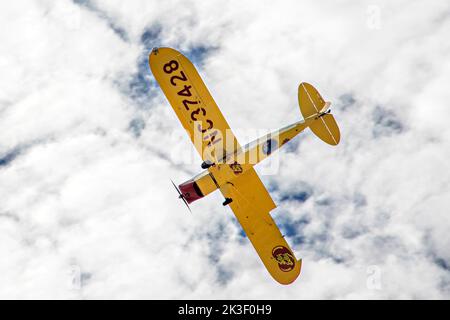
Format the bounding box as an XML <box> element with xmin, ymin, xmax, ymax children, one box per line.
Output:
<box><xmin>298</xmin><ymin>82</ymin><xmax>340</xmax><ymax>146</ymax></box>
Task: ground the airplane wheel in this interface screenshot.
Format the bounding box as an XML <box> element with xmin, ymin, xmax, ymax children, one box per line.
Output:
<box><xmin>222</xmin><ymin>198</ymin><xmax>233</xmax><ymax>206</ymax></box>
<box><xmin>201</xmin><ymin>161</ymin><xmax>213</xmax><ymax>169</ymax></box>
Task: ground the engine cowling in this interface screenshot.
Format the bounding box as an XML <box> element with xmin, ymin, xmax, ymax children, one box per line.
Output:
<box><xmin>178</xmin><ymin>180</ymin><xmax>204</xmax><ymax>204</ymax></box>
<box><xmin>178</xmin><ymin>171</ymin><xmax>218</xmax><ymax>204</ymax></box>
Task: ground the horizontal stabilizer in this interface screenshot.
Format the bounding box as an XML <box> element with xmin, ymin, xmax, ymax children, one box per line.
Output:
<box><xmin>309</xmin><ymin>113</ymin><xmax>340</xmax><ymax>145</ymax></box>
<box><xmin>298</xmin><ymin>82</ymin><xmax>340</xmax><ymax>146</ymax></box>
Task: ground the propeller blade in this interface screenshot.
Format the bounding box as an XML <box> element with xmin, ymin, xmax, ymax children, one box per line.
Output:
<box><xmin>180</xmin><ymin>196</ymin><xmax>192</xmax><ymax>213</ymax></box>
<box><xmin>170</xmin><ymin>179</ymin><xmax>191</xmax><ymax>214</ymax></box>
<box><xmin>170</xmin><ymin>179</ymin><xmax>182</xmax><ymax>196</ymax></box>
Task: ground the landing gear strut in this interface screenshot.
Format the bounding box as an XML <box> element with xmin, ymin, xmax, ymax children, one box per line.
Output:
<box><xmin>222</xmin><ymin>198</ymin><xmax>233</xmax><ymax>206</ymax></box>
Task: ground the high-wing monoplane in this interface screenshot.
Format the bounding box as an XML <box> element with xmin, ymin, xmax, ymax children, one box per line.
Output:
<box><xmin>149</xmin><ymin>47</ymin><xmax>340</xmax><ymax>285</ymax></box>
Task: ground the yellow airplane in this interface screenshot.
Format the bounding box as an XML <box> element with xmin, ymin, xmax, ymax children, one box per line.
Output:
<box><xmin>149</xmin><ymin>47</ymin><xmax>340</xmax><ymax>285</ymax></box>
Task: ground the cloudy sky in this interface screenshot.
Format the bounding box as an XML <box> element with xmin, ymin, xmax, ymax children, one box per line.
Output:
<box><xmin>1</xmin><ymin>0</ymin><xmax>449</xmax><ymax>299</ymax></box>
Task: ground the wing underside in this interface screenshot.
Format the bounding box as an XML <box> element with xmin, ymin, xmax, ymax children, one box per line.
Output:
<box><xmin>220</xmin><ymin>168</ymin><xmax>302</xmax><ymax>285</ymax></box>
<box><xmin>151</xmin><ymin>47</ymin><xmax>302</xmax><ymax>284</ymax></box>
<box><xmin>149</xmin><ymin>47</ymin><xmax>240</xmax><ymax>162</ymax></box>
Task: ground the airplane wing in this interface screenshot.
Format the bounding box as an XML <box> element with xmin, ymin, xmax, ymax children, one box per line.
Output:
<box><xmin>149</xmin><ymin>47</ymin><xmax>240</xmax><ymax>163</ymax></box>
<box><xmin>220</xmin><ymin>168</ymin><xmax>302</xmax><ymax>285</ymax></box>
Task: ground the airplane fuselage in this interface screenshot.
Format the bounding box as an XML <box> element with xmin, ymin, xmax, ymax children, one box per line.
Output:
<box><xmin>178</xmin><ymin>118</ymin><xmax>313</xmax><ymax>204</ymax></box>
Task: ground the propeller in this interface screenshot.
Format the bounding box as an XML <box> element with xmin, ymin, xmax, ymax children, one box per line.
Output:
<box><xmin>170</xmin><ymin>179</ymin><xmax>191</xmax><ymax>213</ymax></box>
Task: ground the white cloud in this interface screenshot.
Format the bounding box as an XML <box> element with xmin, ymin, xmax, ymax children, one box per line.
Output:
<box><xmin>0</xmin><ymin>0</ymin><xmax>449</xmax><ymax>299</ymax></box>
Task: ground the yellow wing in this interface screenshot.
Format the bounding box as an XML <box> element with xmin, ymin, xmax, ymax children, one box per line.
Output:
<box><xmin>149</xmin><ymin>47</ymin><xmax>240</xmax><ymax>162</ymax></box>
<box><xmin>220</xmin><ymin>168</ymin><xmax>302</xmax><ymax>285</ymax></box>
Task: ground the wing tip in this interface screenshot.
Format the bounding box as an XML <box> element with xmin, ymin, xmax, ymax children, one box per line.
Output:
<box><xmin>274</xmin><ymin>258</ymin><xmax>302</xmax><ymax>285</ymax></box>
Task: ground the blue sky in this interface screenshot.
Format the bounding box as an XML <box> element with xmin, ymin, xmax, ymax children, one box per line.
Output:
<box><xmin>0</xmin><ymin>0</ymin><xmax>449</xmax><ymax>299</ymax></box>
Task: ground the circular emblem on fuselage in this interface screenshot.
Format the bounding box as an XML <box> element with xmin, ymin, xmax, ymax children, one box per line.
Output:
<box><xmin>262</xmin><ymin>139</ymin><xmax>278</xmax><ymax>155</ymax></box>
<box><xmin>272</xmin><ymin>246</ymin><xmax>295</xmax><ymax>272</ymax></box>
